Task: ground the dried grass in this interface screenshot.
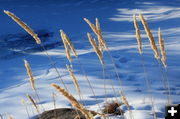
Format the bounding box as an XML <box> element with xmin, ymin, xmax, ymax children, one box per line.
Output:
<box><xmin>133</xmin><ymin>14</ymin><xmax>142</xmax><ymax>54</ymax></box>
<box><xmin>27</xmin><ymin>94</ymin><xmax>40</xmax><ymax>113</ymax></box>
<box><xmin>102</xmin><ymin>101</ymin><xmax>123</xmax><ymax>115</ymax></box>
<box><xmin>120</xmin><ymin>92</ymin><xmax>134</xmax><ymax>119</ymax></box>
<box><xmin>84</xmin><ymin>18</ymin><xmax>107</xmax><ymax>50</ymax></box>
<box><xmin>139</xmin><ymin>14</ymin><xmax>160</xmax><ymax>59</ymax></box>
<box><xmin>95</xmin><ymin>18</ymin><xmax>105</xmax><ymax>53</ymax></box>
<box><xmin>158</xmin><ymin>28</ymin><xmax>167</xmax><ymax>68</ymax></box>
<box><xmin>51</xmin><ymin>83</ymin><xmax>94</xmax><ymax>119</ymax></box>
<box><xmin>60</xmin><ymin>30</ymin><xmax>78</xmax><ymax>57</ymax></box>
<box><xmin>24</xmin><ymin>60</ymin><xmax>35</xmax><ymax>90</ymax></box>
<box><xmin>60</xmin><ymin>30</ymin><xmax>72</xmax><ymax>63</ymax></box>
<box><xmin>66</xmin><ymin>64</ymin><xmax>81</xmax><ymax>94</ymax></box>
<box><xmin>87</xmin><ymin>33</ymin><xmax>104</xmax><ymax>65</ymax></box>
<box><xmin>4</xmin><ymin>10</ymin><xmax>41</xmax><ymax>44</ymax></box>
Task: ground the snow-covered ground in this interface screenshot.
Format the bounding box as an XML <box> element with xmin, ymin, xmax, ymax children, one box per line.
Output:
<box><xmin>0</xmin><ymin>0</ymin><xmax>180</xmax><ymax>119</ymax></box>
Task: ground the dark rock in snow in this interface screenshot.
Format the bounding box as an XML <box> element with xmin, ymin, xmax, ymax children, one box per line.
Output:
<box><xmin>35</xmin><ymin>108</ymin><xmax>97</xmax><ymax>119</ymax></box>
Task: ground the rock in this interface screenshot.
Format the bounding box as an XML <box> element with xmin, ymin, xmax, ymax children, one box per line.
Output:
<box><xmin>36</xmin><ymin>108</ymin><xmax>97</xmax><ymax>119</ymax></box>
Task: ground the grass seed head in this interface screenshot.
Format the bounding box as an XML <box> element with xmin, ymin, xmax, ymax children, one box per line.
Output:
<box><xmin>87</xmin><ymin>33</ymin><xmax>104</xmax><ymax>65</ymax></box>
<box><xmin>4</xmin><ymin>10</ymin><xmax>41</xmax><ymax>44</ymax></box>
<box><xmin>27</xmin><ymin>94</ymin><xmax>39</xmax><ymax>113</ymax></box>
<box><xmin>24</xmin><ymin>60</ymin><xmax>35</xmax><ymax>90</ymax></box>
<box><xmin>139</xmin><ymin>14</ymin><xmax>160</xmax><ymax>59</ymax></box>
<box><xmin>66</xmin><ymin>64</ymin><xmax>81</xmax><ymax>93</ymax></box>
<box><xmin>60</xmin><ymin>30</ymin><xmax>72</xmax><ymax>63</ymax></box>
<box><xmin>51</xmin><ymin>83</ymin><xmax>93</xmax><ymax>119</ymax></box>
<box><xmin>158</xmin><ymin>28</ymin><xmax>167</xmax><ymax>68</ymax></box>
<box><xmin>133</xmin><ymin>14</ymin><xmax>142</xmax><ymax>54</ymax></box>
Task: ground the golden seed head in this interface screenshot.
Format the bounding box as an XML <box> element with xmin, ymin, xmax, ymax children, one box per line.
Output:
<box><xmin>158</xmin><ymin>28</ymin><xmax>167</xmax><ymax>68</ymax></box>
<box><xmin>87</xmin><ymin>33</ymin><xmax>104</xmax><ymax>65</ymax></box>
<box><xmin>24</xmin><ymin>59</ymin><xmax>35</xmax><ymax>90</ymax></box>
<box><xmin>4</xmin><ymin>10</ymin><xmax>41</xmax><ymax>44</ymax></box>
<box><xmin>133</xmin><ymin>14</ymin><xmax>142</xmax><ymax>54</ymax></box>
<box><xmin>139</xmin><ymin>14</ymin><xmax>160</xmax><ymax>59</ymax></box>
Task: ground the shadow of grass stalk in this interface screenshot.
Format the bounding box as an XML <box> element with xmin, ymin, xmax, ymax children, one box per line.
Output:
<box><xmin>52</xmin><ymin>93</ymin><xmax>57</xmax><ymax>119</ymax></box>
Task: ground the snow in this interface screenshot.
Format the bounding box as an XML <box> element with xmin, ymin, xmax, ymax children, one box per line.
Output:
<box><xmin>0</xmin><ymin>0</ymin><xmax>180</xmax><ymax>119</ymax></box>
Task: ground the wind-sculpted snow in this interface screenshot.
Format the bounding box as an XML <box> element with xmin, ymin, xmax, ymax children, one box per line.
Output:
<box><xmin>110</xmin><ymin>1</ymin><xmax>180</xmax><ymax>22</ymax></box>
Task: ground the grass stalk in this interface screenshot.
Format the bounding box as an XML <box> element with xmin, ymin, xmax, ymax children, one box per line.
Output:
<box><xmin>120</xmin><ymin>92</ymin><xmax>134</xmax><ymax>119</ymax></box>
<box><xmin>21</xmin><ymin>98</ymin><xmax>30</xmax><ymax>119</ymax></box>
<box><xmin>59</xmin><ymin>30</ymin><xmax>105</xmax><ymax>115</ymax></box>
<box><xmin>75</xmin><ymin>56</ymin><xmax>105</xmax><ymax>116</ymax></box>
<box><xmin>140</xmin><ymin>54</ymin><xmax>157</xmax><ymax>119</ymax></box>
<box><xmin>158</xmin><ymin>28</ymin><xmax>172</xmax><ymax>104</ymax></box>
<box><xmin>24</xmin><ymin>60</ymin><xmax>45</xmax><ymax>111</ymax></box>
<box><xmin>84</xmin><ymin>18</ymin><xmax>124</xmax><ymax>93</ymax></box>
<box><xmin>66</xmin><ymin>64</ymin><xmax>86</xmax><ymax>106</ymax></box>
<box><xmin>27</xmin><ymin>94</ymin><xmax>40</xmax><ymax>113</ymax></box>
<box><xmin>157</xmin><ymin>59</ymin><xmax>169</xmax><ymax>103</ymax></box>
<box><xmin>27</xmin><ymin>94</ymin><xmax>41</xmax><ymax>119</ymax></box>
<box><xmin>139</xmin><ymin>14</ymin><xmax>169</xmax><ymax>105</ymax></box>
<box><xmin>133</xmin><ymin>14</ymin><xmax>157</xmax><ymax>119</ymax></box>
<box><xmin>164</xmin><ymin>68</ymin><xmax>172</xmax><ymax>104</ymax></box>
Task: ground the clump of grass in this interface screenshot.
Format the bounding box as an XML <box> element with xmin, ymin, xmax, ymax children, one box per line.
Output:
<box><xmin>102</xmin><ymin>101</ymin><xmax>123</xmax><ymax>115</ymax></box>
<box><xmin>84</xmin><ymin>18</ymin><xmax>107</xmax><ymax>50</ymax></box>
<box><xmin>3</xmin><ymin>10</ymin><xmax>174</xmax><ymax>119</ymax></box>
<box><xmin>84</xmin><ymin>18</ymin><xmax>124</xmax><ymax>97</ymax></box>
